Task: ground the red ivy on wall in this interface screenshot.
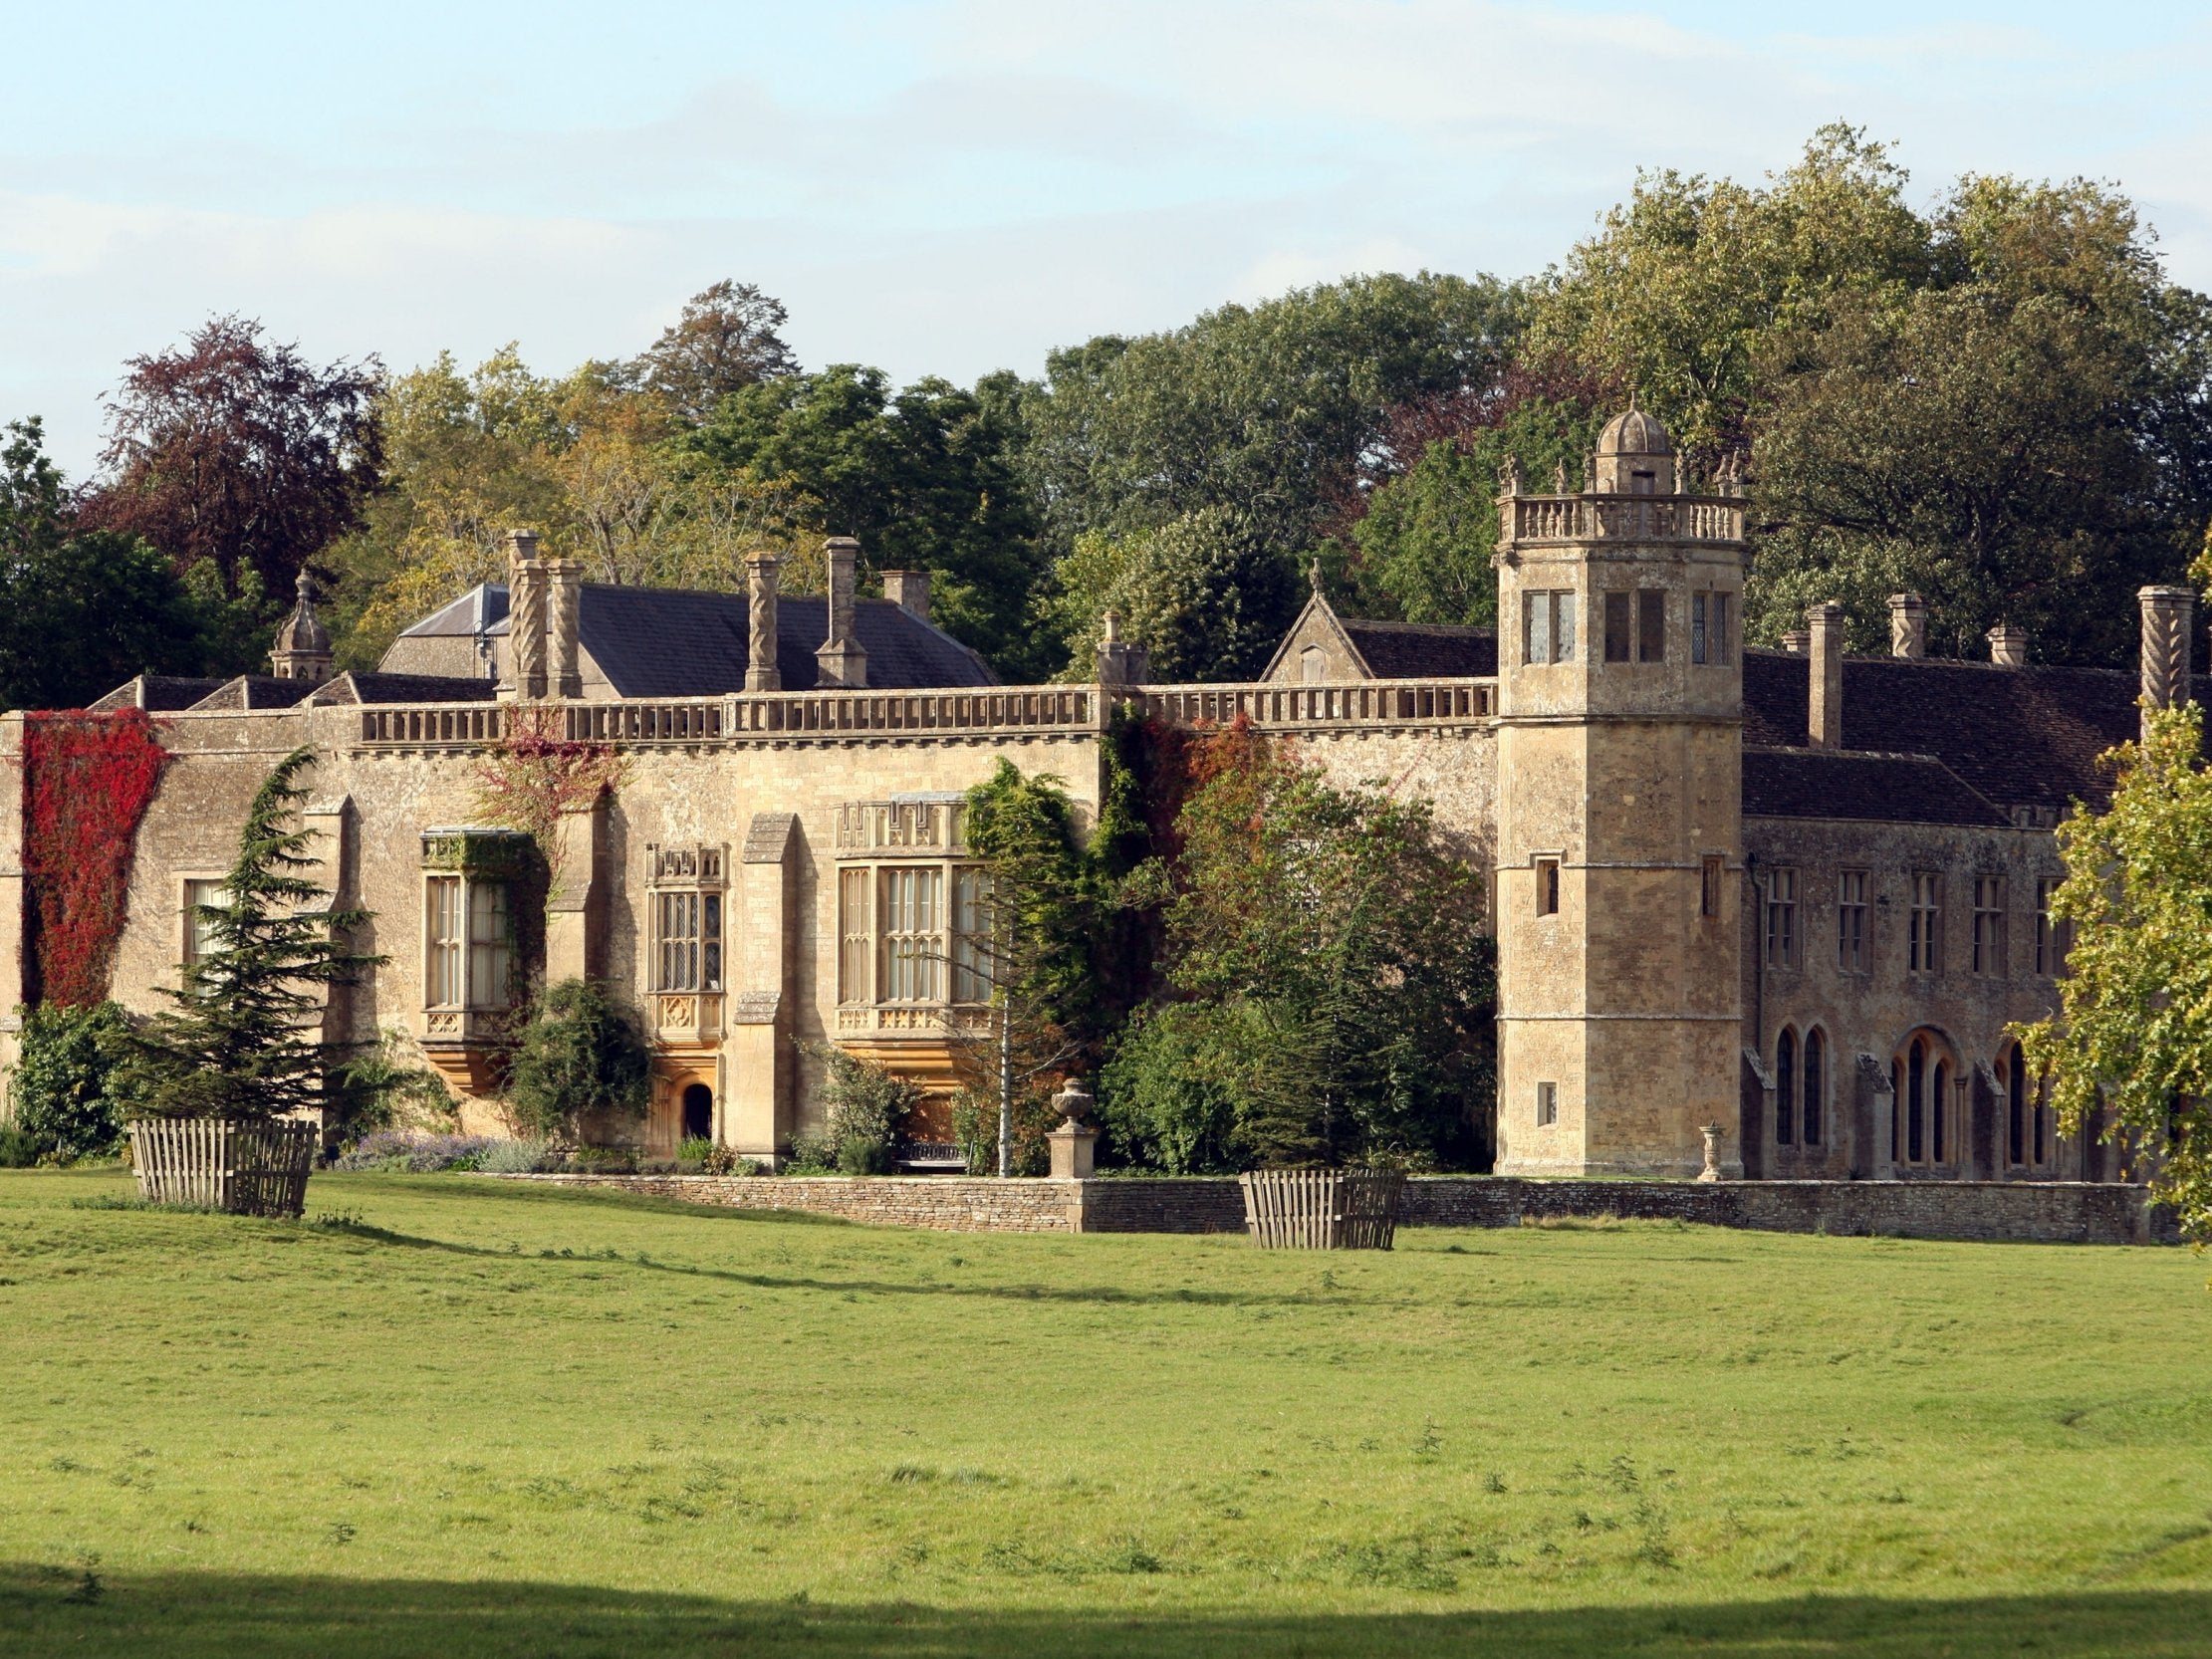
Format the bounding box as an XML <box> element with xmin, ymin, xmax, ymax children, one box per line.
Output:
<box><xmin>22</xmin><ymin>710</ymin><xmax>169</xmax><ymax>1007</ymax></box>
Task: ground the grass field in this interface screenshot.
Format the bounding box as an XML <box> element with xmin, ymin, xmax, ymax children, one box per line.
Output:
<box><xmin>2</xmin><ymin>1167</ymin><xmax>2209</xmax><ymax>1657</ymax></box>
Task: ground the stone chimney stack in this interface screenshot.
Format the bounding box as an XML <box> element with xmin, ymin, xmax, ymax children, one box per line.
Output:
<box><xmin>1808</xmin><ymin>602</ymin><xmax>1846</xmax><ymax>748</ymax></box>
<box><xmin>1095</xmin><ymin>609</ymin><xmax>1150</xmax><ymax>687</ymax></box>
<box><xmin>1887</xmin><ymin>592</ymin><xmax>1927</xmax><ymax>659</ymax></box>
<box><xmin>816</xmin><ymin>536</ymin><xmax>868</xmax><ymax>689</ymax></box>
<box><xmin>1987</xmin><ymin>622</ymin><xmax>2028</xmax><ymax>668</ymax></box>
<box><xmin>881</xmin><ymin>569</ymin><xmax>931</xmax><ymax>625</ymax></box>
<box><xmin>1780</xmin><ymin>629</ymin><xmax>1810</xmax><ymax>656</ymax></box>
<box><xmin>546</xmin><ymin>557</ymin><xmax>583</xmax><ymax>699</ymax></box>
<box><xmin>269</xmin><ymin>570</ymin><xmax>333</xmax><ymax>683</ymax></box>
<box><xmin>502</xmin><ymin>530</ymin><xmax>547</xmax><ymax>700</ymax></box>
<box><xmin>2139</xmin><ymin>585</ymin><xmax>2194</xmax><ymax>736</ymax></box>
<box><xmin>745</xmin><ymin>549</ymin><xmax>782</xmax><ymax>693</ymax></box>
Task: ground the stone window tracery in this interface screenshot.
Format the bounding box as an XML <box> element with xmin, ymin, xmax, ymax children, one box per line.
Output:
<box><xmin>834</xmin><ymin>797</ymin><xmax>993</xmax><ymax>1034</ymax></box>
<box><xmin>1764</xmin><ymin>867</ymin><xmax>1798</xmax><ymax>968</ymax></box>
<box><xmin>1837</xmin><ymin>870</ymin><xmax>1868</xmax><ymax>972</ymax></box>
<box><xmin>1907</xmin><ymin>873</ymin><xmax>1942</xmax><ymax>974</ymax></box>
<box><xmin>1971</xmin><ymin>877</ymin><xmax>2006</xmax><ymax>977</ymax></box>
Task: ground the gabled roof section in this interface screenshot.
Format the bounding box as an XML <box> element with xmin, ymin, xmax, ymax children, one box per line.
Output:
<box><xmin>308</xmin><ymin>672</ymin><xmax>499</xmax><ymax>706</ymax></box>
<box><xmin>1743</xmin><ymin>747</ymin><xmax>2010</xmax><ymax>828</ymax></box>
<box><xmin>1339</xmin><ymin>619</ymin><xmax>1497</xmax><ymax>679</ymax></box>
<box><xmin>87</xmin><ymin>675</ymin><xmax>231</xmax><ymax>713</ymax></box>
<box><xmin>390</xmin><ymin>583</ymin><xmax>997</xmax><ymax>696</ymax></box>
<box><xmin>1260</xmin><ymin>586</ymin><xmax>1497</xmax><ymax>682</ymax></box>
<box><xmin>185</xmin><ymin>676</ymin><xmax>320</xmax><ymax>712</ymax></box>
<box><xmin>1743</xmin><ymin>648</ymin><xmax>2185</xmax><ymax>815</ymax></box>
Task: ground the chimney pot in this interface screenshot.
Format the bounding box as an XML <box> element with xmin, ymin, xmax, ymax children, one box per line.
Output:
<box><xmin>1096</xmin><ymin>609</ymin><xmax>1149</xmax><ymax>687</ymax></box>
<box><xmin>1987</xmin><ymin>622</ymin><xmax>2028</xmax><ymax>668</ymax></box>
<box><xmin>881</xmin><ymin>569</ymin><xmax>931</xmax><ymax>624</ymax></box>
<box><xmin>1808</xmin><ymin>601</ymin><xmax>1846</xmax><ymax>748</ymax></box>
<box><xmin>1886</xmin><ymin>592</ymin><xmax>1927</xmax><ymax>659</ymax></box>
<box><xmin>546</xmin><ymin>558</ymin><xmax>583</xmax><ymax>699</ymax></box>
<box><xmin>502</xmin><ymin>530</ymin><xmax>548</xmax><ymax>700</ymax></box>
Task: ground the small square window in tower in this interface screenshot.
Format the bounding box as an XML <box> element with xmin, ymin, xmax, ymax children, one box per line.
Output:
<box><xmin>1536</xmin><ymin>1081</ymin><xmax>1558</xmax><ymax>1126</ymax></box>
<box><xmin>1535</xmin><ymin>857</ymin><xmax>1561</xmax><ymax>917</ymax></box>
<box><xmin>1637</xmin><ymin>589</ymin><xmax>1665</xmax><ymax>662</ymax></box>
<box><xmin>1603</xmin><ymin>592</ymin><xmax>1632</xmax><ymax>663</ymax></box>
<box><xmin>1523</xmin><ymin>592</ymin><xmax>1578</xmax><ymax>665</ymax></box>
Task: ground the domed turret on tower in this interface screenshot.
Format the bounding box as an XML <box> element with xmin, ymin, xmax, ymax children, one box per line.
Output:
<box><xmin>270</xmin><ymin>571</ymin><xmax>333</xmax><ymax>683</ymax></box>
<box><xmin>1593</xmin><ymin>405</ymin><xmax>1675</xmax><ymax>495</ymax></box>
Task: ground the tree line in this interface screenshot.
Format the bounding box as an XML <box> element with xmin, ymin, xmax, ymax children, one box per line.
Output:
<box><xmin>6</xmin><ymin>123</ymin><xmax>2210</xmax><ymax>714</ymax></box>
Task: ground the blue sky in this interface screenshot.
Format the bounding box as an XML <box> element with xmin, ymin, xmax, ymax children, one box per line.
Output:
<box><xmin>5</xmin><ymin>1</ymin><xmax>2209</xmax><ymax>474</ymax></box>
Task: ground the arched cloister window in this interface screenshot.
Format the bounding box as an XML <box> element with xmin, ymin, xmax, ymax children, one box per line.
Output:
<box><xmin>1802</xmin><ymin>1029</ymin><xmax>1825</xmax><ymax>1146</ymax></box>
<box><xmin>2001</xmin><ymin>1043</ymin><xmax>2026</xmax><ymax>1166</ymax></box>
<box><xmin>1776</xmin><ymin>1028</ymin><xmax>1797</xmax><ymax>1146</ymax></box>
<box><xmin>1931</xmin><ymin>1055</ymin><xmax>1950</xmax><ymax>1163</ymax></box>
<box><xmin>1893</xmin><ymin>1030</ymin><xmax>1959</xmax><ymax>1168</ymax></box>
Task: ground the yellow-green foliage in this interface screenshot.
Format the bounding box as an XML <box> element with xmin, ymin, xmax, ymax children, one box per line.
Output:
<box><xmin>0</xmin><ymin>1169</ymin><xmax>2208</xmax><ymax>1657</ymax></box>
<box><xmin>2017</xmin><ymin>702</ymin><xmax>2212</xmax><ymax>1243</ymax></box>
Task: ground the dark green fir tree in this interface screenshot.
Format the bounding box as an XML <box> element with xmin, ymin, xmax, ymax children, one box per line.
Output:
<box><xmin>114</xmin><ymin>747</ymin><xmax>379</xmax><ymax>1119</ymax></box>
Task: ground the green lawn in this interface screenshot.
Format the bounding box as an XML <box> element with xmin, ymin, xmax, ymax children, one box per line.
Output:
<box><xmin>1</xmin><ymin>1168</ymin><xmax>2209</xmax><ymax>1657</ymax></box>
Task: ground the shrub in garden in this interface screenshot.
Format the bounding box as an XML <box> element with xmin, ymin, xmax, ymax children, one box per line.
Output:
<box><xmin>566</xmin><ymin>1145</ymin><xmax>638</xmax><ymax>1174</ymax></box>
<box><xmin>805</xmin><ymin>1046</ymin><xmax>921</xmax><ymax>1175</ymax></box>
<box><xmin>326</xmin><ymin>1029</ymin><xmax>453</xmax><ymax>1141</ymax></box>
<box><xmin>0</xmin><ymin>1125</ymin><xmax>42</xmax><ymax>1167</ymax></box>
<box><xmin>333</xmin><ymin>1132</ymin><xmax>499</xmax><ymax>1172</ymax></box>
<box><xmin>478</xmin><ymin>1137</ymin><xmax>560</xmax><ymax>1174</ymax></box>
<box><xmin>6</xmin><ymin>1001</ymin><xmax>130</xmax><ymax>1162</ymax></box>
<box><xmin>501</xmin><ymin>979</ymin><xmax>650</xmax><ymax>1141</ymax></box>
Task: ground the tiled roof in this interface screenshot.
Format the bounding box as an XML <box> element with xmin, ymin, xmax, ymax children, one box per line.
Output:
<box><xmin>308</xmin><ymin>672</ymin><xmax>499</xmax><ymax>706</ymax></box>
<box><xmin>1340</xmin><ymin>620</ymin><xmax>1498</xmax><ymax>679</ymax></box>
<box><xmin>1743</xmin><ymin>747</ymin><xmax>2010</xmax><ymax>828</ymax></box>
<box><xmin>185</xmin><ymin>676</ymin><xmax>319</xmax><ymax>712</ymax></box>
<box><xmin>1742</xmin><ymin>649</ymin><xmax>2175</xmax><ymax>813</ymax></box>
<box><xmin>395</xmin><ymin>583</ymin><xmax>998</xmax><ymax>696</ymax></box>
<box><xmin>86</xmin><ymin>675</ymin><xmax>231</xmax><ymax>713</ymax></box>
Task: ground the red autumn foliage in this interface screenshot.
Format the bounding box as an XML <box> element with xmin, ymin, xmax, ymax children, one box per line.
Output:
<box><xmin>20</xmin><ymin>710</ymin><xmax>169</xmax><ymax>1007</ymax></box>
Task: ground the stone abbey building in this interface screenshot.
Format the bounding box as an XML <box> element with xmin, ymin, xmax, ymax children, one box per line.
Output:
<box><xmin>0</xmin><ymin>412</ymin><xmax>2173</xmax><ymax>1186</ymax></box>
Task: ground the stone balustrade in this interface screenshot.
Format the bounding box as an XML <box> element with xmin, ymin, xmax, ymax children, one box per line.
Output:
<box><xmin>1506</xmin><ymin>493</ymin><xmax>1746</xmax><ymax>547</ymax></box>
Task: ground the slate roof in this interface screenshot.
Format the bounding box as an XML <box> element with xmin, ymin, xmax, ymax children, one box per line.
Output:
<box><xmin>185</xmin><ymin>676</ymin><xmax>320</xmax><ymax>712</ymax></box>
<box><xmin>1743</xmin><ymin>747</ymin><xmax>2009</xmax><ymax>828</ymax></box>
<box><xmin>390</xmin><ymin>583</ymin><xmax>998</xmax><ymax>696</ymax></box>
<box><xmin>86</xmin><ymin>675</ymin><xmax>231</xmax><ymax>713</ymax></box>
<box><xmin>307</xmin><ymin>672</ymin><xmax>499</xmax><ymax>706</ymax></box>
<box><xmin>1341</xmin><ymin>620</ymin><xmax>1498</xmax><ymax>679</ymax></box>
<box><xmin>1742</xmin><ymin>649</ymin><xmax>2178</xmax><ymax>815</ymax></box>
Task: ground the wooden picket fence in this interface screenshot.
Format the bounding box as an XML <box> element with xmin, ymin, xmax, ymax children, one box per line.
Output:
<box><xmin>128</xmin><ymin>1119</ymin><xmax>318</xmax><ymax>1219</ymax></box>
<box><xmin>1238</xmin><ymin>1168</ymin><xmax>1406</xmax><ymax>1250</ymax></box>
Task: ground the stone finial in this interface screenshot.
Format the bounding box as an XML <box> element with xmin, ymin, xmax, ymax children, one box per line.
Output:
<box><xmin>1987</xmin><ymin>622</ymin><xmax>2028</xmax><ymax>668</ymax></box>
<box><xmin>816</xmin><ymin>536</ymin><xmax>867</xmax><ymax>689</ymax></box>
<box><xmin>503</xmin><ymin>530</ymin><xmax>547</xmax><ymax>700</ymax></box>
<box><xmin>1808</xmin><ymin>601</ymin><xmax>1846</xmax><ymax>749</ymax></box>
<box><xmin>269</xmin><ymin>569</ymin><xmax>333</xmax><ymax>683</ymax></box>
<box><xmin>2139</xmin><ymin>585</ymin><xmax>2194</xmax><ymax>736</ymax></box>
<box><xmin>545</xmin><ymin>558</ymin><xmax>583</xmax><ymax>699</ymax></box>
<box><xmin>1308</xmin><ymin>558</ymin><xmax>1324</xmax><ymax>596</ymax></box>
<box><xmin>881</xmin><ymin>569</ymin><xmax>931</xmax><ymax>624</ymax></box>
<box><xmin>1054</xmin><ymin>1079</ymin><xmax>1094</xmax><ymax>1124</ymax></box>
<box><xmin>1697</xmin><ymin>1122</ymin><xmax>1724</xmax><ymax>1182</ymax></box>
<box><xmin>1096</xmin><ymin>609</ymin><xmax>1149</xmax><ymax>688</ymax></box>
<box><xmin>1553</xmin><ymin>458</ymin><xmax>1570</xmax><ymax>495</ymax></box>
<box><xmin>1497</xmin><ymin>455</ymin><xmax>1521</xmax><ymax>499</ymax></box>
<box><xmin>745</xmin><ymin>549</ymin><xmax>781</xmax><ymax>693</ymax></box>
<box><xmin>1886</xmin><ymin>592</ymin><xmax>1927</xmax><ymax>660</ymax></box>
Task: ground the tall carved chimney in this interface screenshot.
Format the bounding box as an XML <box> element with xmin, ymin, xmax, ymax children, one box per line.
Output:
<box><xmin>2139</xmin><ymin>585</ymin><xmax>2194</xmax><ymax>737</ymax></box>
<box><xmin>881</xmin><ymin>569</ymin><xmax>931</xmax><ymax>625</ymax></box>
<box><xmin>503</xmin><ymin>530</ymin><xmax>547</xmax><ymax>700</ymax></box>
<box><xmin>816</xmin><ymin>536</ymin><xmax>867</xmax><ymax>689</ymax></box>
<box><xmin>1808</xmin><ymin>601</ymin><xmax>1845</xmax><ymax>748</ymax></box>
<box><xmin>1096</xmin><ymin>609</ymin><xmax>1149</xmax><ymax>687</ymax></box>
<box><xmin>546</xmin><ymin>558</ymin><xmax>583</xmax><ymax>698</ymax></box>
<box><xmin>1987</xmin><ymin>623</ymin><xmax>2028</xmax><ymax>668</ymax></box>
<box><xmin>1887</xmin><ymin>592</ymin><xmax>1927</xmax><ymax>659</ymax></box>
<box><xmin>745</xmin><ymin>549</ymin><xmax>781</xmax><ymax>693</ymax></box>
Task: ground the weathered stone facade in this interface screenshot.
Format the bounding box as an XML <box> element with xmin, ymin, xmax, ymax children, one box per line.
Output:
<box><xmin>0</xmin><ymin>409</ymin><xmax>2173</xmax><ymax>1205</ymax></box>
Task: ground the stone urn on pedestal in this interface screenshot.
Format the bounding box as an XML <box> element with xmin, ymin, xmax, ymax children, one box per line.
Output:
<box><xmin>1047</xmin><ymin>1080</ymin><xmax>1097</xmax><ymax>1180</ymax></box>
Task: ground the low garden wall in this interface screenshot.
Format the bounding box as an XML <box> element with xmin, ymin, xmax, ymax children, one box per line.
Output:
<box><xmin>504</xmin><ymin>1172</ymin><xmax>2174</xmax><ymax>1246</ymax></box>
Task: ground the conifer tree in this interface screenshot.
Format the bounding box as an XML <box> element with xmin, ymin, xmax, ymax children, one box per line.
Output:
<box><xmin>113</xmin><ymin>747</ymin><xmax>378</xmax><ymax>1119</ymax></box>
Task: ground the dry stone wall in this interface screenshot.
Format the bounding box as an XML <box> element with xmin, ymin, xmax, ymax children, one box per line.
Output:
<box><xmin>501</xmin><ymin>1172</ymin><xmax>2170</xmax><ymax>1246</ymax></box>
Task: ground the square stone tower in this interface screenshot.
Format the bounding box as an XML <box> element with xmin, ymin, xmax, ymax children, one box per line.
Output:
<box><xmin>1492</xmin><ymin>412</ymin><xmax>1748</xmax><ymax>1176</ymax></box>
